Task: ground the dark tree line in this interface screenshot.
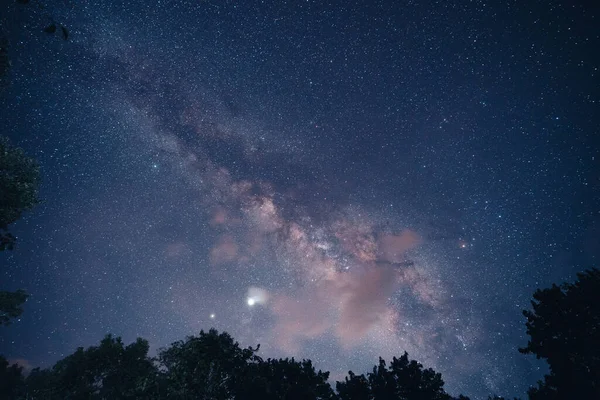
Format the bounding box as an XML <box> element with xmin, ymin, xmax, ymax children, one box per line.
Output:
<box><xmin>0</xmin><ymin>262</ymin><xmax>599</xmax><ymax>400</ymax></box>
<box><xmin>0</xmin><ymin>328</ymin><xmax>470</xmax><ymax>400</ymax></box>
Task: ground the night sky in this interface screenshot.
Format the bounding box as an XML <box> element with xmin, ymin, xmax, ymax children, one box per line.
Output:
<box><xmin>1</xmin><ymin>0</ymin><xmax>599</xmax><ymax>398</ymax></box>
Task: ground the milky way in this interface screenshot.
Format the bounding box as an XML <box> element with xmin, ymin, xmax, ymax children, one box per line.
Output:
<box><xmin>1</xmin><ymin>1</ymin><xmax>598</xmax><ymax>398</ymax></box>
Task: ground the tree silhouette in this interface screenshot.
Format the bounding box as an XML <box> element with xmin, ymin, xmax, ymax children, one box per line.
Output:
<box><xmin>158</xmin><ymin>328</ymin><xmax>260</xmax><ymax>399</ymax></box>
<box><xmin>336</xmin><ymin>370</ymin><xmax>372</xmax><ymax>400</ymax></box>
<box><xmin>24</xmin><ymin>335</ymin><xmax>159</xmax><ymax>399</ymax></box>
<box><xmin>0</xmin><ymin>136</ymin><xmax>40</xmax><ymax>325</ymax></box>
<box><xmin>242</xmin><ymin>357</ymin><xmax>336</xmax><ymax>400</ymax></box>
<box><xmin>0</xmin><ymin>34</ymin><xmax>9</xmax><ymax>88</ymax></box>
<box><xmin>22</xmin><ymin>367</ymin><xmax>56</xmax><ymax>400</ymax></box>
<box><xmin>0</xmin><ymin>135</ymin><xmax>40</xmax><ymax>251</ymax></box>
<box><xmin>519</xmin><ymin>268</ymin><xmax>600</xmax><ymax>399</ymax></box>
<box><xmin>0</xmin><ymin>289</ymin><xmax>28</xmax><ymax>326</ymax></box>
<box><xmin>486</xmin><ymin>396</ymin><xmax>521</xmax><ymax>400</ymax></box>
<box><xmin>13</xmin><ymin>328</ymin><xmax>485</xmax><ymax>399</ymax></box>
<box><xmin>336</xmin><ymin>352</ymin><xmax>457</xmax><ymax>400</ymax></box>
<box><xmin>0</xmin><ymin>355</ymin><xmax>25</xmax><ymax>399</ymax></box>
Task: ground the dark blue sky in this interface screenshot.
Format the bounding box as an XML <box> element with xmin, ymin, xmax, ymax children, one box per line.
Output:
<box><xmin>1</xmin><ymin>1</ymin><xmax>598</xmax><ymax>398</ymax></box>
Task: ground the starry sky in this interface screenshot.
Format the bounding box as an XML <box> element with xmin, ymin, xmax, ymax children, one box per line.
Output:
<box><xmin>1</xmin><ymin>0</ymin><xmax>599</xmax><ymax>398</ymax></box>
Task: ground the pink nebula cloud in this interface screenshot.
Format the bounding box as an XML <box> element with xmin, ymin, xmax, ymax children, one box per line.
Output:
<box><xmin>209</xmin><ymin>234</ymin><xmax>239</xmax><ymax>265</ymax></box>
<box><xmin>335</xmin><ymin>265</ymin><xmax>399</xmax><ymax>347</ymax></box>
<box><xmin>378</xmin><ymin>230</ymin><xmax>422</xmax><ymax>263</ymax></box>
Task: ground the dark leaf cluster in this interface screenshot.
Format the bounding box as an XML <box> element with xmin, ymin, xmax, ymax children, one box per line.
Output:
<box><xmin>0</xmin><ymin>136</ymin><xmax>40</xmax><ymax>252</ymax></box>
<box><xmin>0</xmin><ymin>136</ymin><xmax>39</xmax><ymax>327</ymax></box>
<box><xmin>519</xmin><ymin>268</ymin><xmax>600</xmax><ymax>399</ymax></box>
<box><xmin>336</xmin><ymin>353</ymin><xmax>452</xmax><ymax>400</ymax></box>
<box><xmin>0</xmin><ymin>289</ymin><xmax>29</xmax><ymax>326</ymax></box>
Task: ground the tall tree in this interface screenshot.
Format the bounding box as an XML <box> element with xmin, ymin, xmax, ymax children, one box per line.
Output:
<box><xmin>0</xmin><ymin>135</ymin><xmax>39</xmax><ymax>251</ymax></box>
<box><xmin>158</xmin><ymin>328</ymin><xmax>260</xmax><ymax>399</ymax></box>
<box><xmin>0</xmin><ymin>289</ymin><xmax>28</xmax><ymax>326</ymax></box>
<box><xmin>0</xmin><ymin>355</ymin><xmax>25</xmax><ymax>400</ymax></box>
<box><xmin>519</xmin><ymin>268</ymin><xmax>600</xmax><ymax>399</ymax></box>
<box><xmin>336</xmin><ymin>371</ymin><xmax>371</xmax><ymax>400</ymax></box>
<box><xmin>24</xmin><ymin>334</ymin><xmax>159</xmax><ymax>399</ymax></box>
<box><xmin>336</xmin><ymin>352</ymin><xmax>461</xmax><ymax>400</ymax></box>
<box><xmin>0</xmin><ymin>136</ymin><xmax>40</xmax><ymax>325</ymax></box>
<box><xmin>241</xmin><ymin>357</ymin><xmax>336</xmax><ymax>400</ymax></box>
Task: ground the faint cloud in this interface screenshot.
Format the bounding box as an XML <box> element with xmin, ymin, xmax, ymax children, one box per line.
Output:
<box><xmin>335</xmin><ymin>266</ymin><xmax>399</xmax><ymax>347</ymax></box>
<box><xmin>378</xmin><ymin>230</ymin><xmax>422</xmax><ymax>263</ymax></box>
<box><xmin>209</xmin><ymin>234</ymin><xmax>239</xmax><ymax>265</ymax></box>
<box><xmin>271</xmin><ymin>292</ymin><xmax>332</xmax><ymax>353</ymax></box>
<box><xmin>165</xmin><ymin>241</ymin><xmax>190</xmax><ymax>258</ymax></box>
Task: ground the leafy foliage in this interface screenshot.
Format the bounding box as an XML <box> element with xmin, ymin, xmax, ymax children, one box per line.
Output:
<box><xmin>487</xmin><ymin>397</ymin><xmax>520</xmax><ymax>400</ymax></box>
<box><xmin>336</xmin><ymin>371</ymin><xmax>372</xmax><ymax>400</ymax></box>
<box><xmin>519</xmin><ymin>268</ymin><xmax>600</xmax><ymax>399</ymax></box>
<box><xmin>0</xmin><ymin>34</ymin><xmax>9</xmax><ymax>86</ymax></box>
<box><xmin>336</xmin><ymin>352</ymin><xmax>454</xmax><ymax>400</ymax></box>
<box><xmin>244</xmin><ymin>357</ymin><xmax>336</xmax><ymax>400</ymax></box>
<box><xmin>0</xmin><ymin>289</ymin><xmax>29</xmax><ymax>326</ymax></box>
<box><xmin>158</xmin><ymin>328</ymin><xmax>260</xmax><ymax>399</ymax></box>
<box><xmin>0</xmin><ymin>135</ymin><xmax>40</xmax><ymax>251</ymax></box>
<box><xmin>25</xmin><ymin>335</ymin><xmax>159</xmax><ymax>399</ymax></box>
<box><xmin>0</xmin><ymin>355</ymin><xmax>25</xmax><ymax>399</ymax></box>
<box><xmin>4</xmin><ymin>328</ymin><xmax>471</xmax><ymax>399</ymax></box>
<box><xmin>0</xmin><ymin>136</ymin><xmax>39</xmax><ymax>325</ymax></box>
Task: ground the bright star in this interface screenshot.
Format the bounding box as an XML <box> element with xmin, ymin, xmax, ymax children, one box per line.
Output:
<box><xmin>246</xmin><ymin>287</ymin><xmax>269</xmax><ymax>306</ymax></box>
